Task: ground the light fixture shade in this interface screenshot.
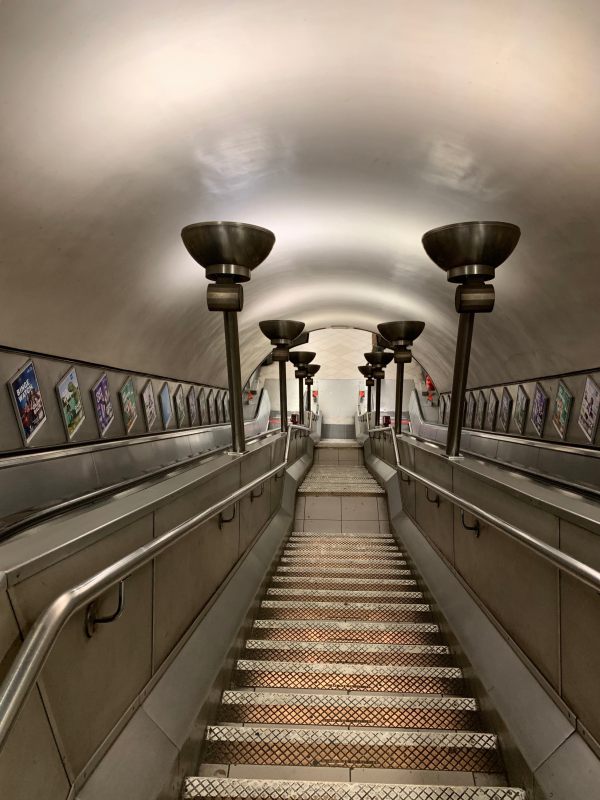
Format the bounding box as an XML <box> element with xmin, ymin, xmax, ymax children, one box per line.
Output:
<box><xmin>364</xmin><ymin>351</ymin><xmax>394</xmax><ymax>367</ymax></box>
<box><xmin>422</xmin><ymin>221</ymin><xmax>520</xmax><ymax>283</ymax></box>
<box><xmin>378</xmin><ymin>321</ymin><xmax>425</xmax><ymax>347</ymax></box>
<box><xmin>181</xmin><ymin>221</ymin><xmax>276</xmax><ymax>282</ymax></box>
<box><xmin>358</xmin><ymin>365</ymin><xmax>373</xmax><ymax>378</ymax></box>
<box><xmin>259</xmin><ymin>319</ymin><xmax>305</xmax><ymax>345</ymax></box>
<box><xmin>289</xmin><ymin>351</ymin><xmax>316</xmax><ymax>367</ymax></box>
<box><xmin>306</xmin><ymin>364</ymin><xmax>320</xmax><ymax>376</ymax></box>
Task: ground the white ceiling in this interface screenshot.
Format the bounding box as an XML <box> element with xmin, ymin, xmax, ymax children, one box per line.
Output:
<box><xmin>1</xmin><ymin>2</ymin><xmax>599</xmax><ymax>391</ymax></box>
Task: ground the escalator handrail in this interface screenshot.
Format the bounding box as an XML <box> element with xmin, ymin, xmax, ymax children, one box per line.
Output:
<box><xmin>0</xmin><ymin>424</ymin><xmax>311</xmax><ymax>752</ymax></box>
<box><xmin>369</xmin><ymin>426</ymin><xmax>600</xmax><ymax>594</ymax></box>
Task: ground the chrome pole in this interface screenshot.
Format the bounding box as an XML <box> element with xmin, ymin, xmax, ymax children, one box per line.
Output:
<box><xmin>278</xmin><ymin>360</ymin><xmax>288</xmax><ymax>432</ymax></box>
<box><xmin>446</xmin><ymin>311</ymin><xmax>474</xmax><ymax>457</ymax></box>
<box><xmin>223</xmin><ymin>310</ymin><xmax>245</xmax><ymax>453</ymax></box>
<box><xmin>375</xmin><ymin>377</ymin><xmax>382</xmax><ymax>427</ymax></box>
<box><xmin>395</xmin><ymin>361</ymin><xmax>405</xmax><ymax>435</ymax></box>
<box><xmin>298</xmin><ymin>375</ymin><xmax>305</xmax><ymax>426</ymax></box>
<box><xmin>367</xmin><ymin>382</ymin><xmax>372</xmax><ymax>413</ymax></box>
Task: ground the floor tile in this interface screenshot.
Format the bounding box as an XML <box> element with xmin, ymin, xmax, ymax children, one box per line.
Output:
<box><xmin>305</xmin><ymin>496</ymin><xmax>342</xmax><ymax>520</ymax></box>
<box><xmin>341</xmin><ymin>496</ymin><xmax>379</xmax><ymax>521</ymax></box>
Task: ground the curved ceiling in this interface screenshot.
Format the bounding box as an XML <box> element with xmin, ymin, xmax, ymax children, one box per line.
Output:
<box><xmin>1</xmin><ymin>1</ymin><xmax>599</xmax><ymax>392</ymax></box>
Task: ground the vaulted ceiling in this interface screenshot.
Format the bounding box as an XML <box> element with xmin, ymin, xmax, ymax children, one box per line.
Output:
<box><xmin>1</xmin><ymin>1</ymin><xmax>599</xmax><ymax>391</ymax></box>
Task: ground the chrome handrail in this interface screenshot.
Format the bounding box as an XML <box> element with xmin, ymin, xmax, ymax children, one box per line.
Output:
<box><xmin>369</xmin><ymin>427</ymin><xmax>600</xmax><ymax>594</ymax></box>
<box><xmin>0</xmin><ymin>424</ymin><xmax>311</xmax><ymax>751</ymax></box>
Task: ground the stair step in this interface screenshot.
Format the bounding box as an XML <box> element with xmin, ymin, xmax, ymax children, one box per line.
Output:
<box><xmin>285</xmin><ymin>541</ymin><xmax>398</xmax><ymax>552</ymax></box>
<box><xmin>259</xmin><ymin>600</ymin><xmax>432</xmax><ymax>623</ymax></box>
<box><xmin>280</xmin><ymin>555</ymin><xmax>407</xmax><ymax>565</ymax></box>
<box><xmin>251</xmin><ymin>619</ymin><xmax>443</xmax><ymax>645</ymax></box>
<box><xmin>265</xmin><ymin>588</ymin><xmax>424</xmax><ymax>603</ymax></box>
<box><xmin>292</xmin><ymin>531</ymin><xmax>392</xmax><ymax>540</ymax></box>
<box><xmin>241</xmin><ymin>640</ymin><xmax>453</xmax><ymax>667</ymax></box>
<box><xmin>276</xmin><ymin>566</ymin><xmax>414</xmax><ymax>578</ymax></box>
<box><xmin>218</xmin><ymin>690</ymin><xmax>482</xmax><ymax>730</ymax></box>
<box><xmin>202</xmin><ymin>726</ymin><xmax>501</xmax><ymax>773</ymax></box>
<box><xmin>232</xmin><ymin>659</ymin><xmax>464</xmax><ymax>694</ymax></box>
<box><xmin>183</xmin><ymin>777</ymin><xmax>526</xmax><ymax>800</ymax></box>
<box><xmin>271</xmin><ymin>576</ymin><xmax>419</xmax><ymax>591</ymax></box>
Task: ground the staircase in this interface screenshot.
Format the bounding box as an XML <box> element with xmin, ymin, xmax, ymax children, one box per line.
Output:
<box><xmin>184</xmin><ymin>443</ymin><xmax>526</xmax><ymax>799</ymax></box>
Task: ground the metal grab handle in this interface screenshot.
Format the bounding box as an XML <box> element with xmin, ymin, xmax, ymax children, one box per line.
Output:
<box><xmin>218</xmin><ymin>503</ymin><xmax>237</xmax><ymax>529</ymax></box>
<box><xmin>251</xmin><ymin>484</ymin><xmax>265</xmax><ymax>502</ymax></box>
<box><xmin>460</xmin><ymin>509</ymin><xmax>480</xmax><ymax>537</ymax></box>
<box><xmin>425</xmin><ymin>488</ymin><xmax>440</xmax><ymax>507</ymax></box>
<box><xmin>85</xmin><ymin>581</ymin><xmax>125</xmax><ymax>638</ymax></box>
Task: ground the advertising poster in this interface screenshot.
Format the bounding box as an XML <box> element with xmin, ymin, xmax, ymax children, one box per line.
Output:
<box><xmin>119</xmin><ymin>376</ymin><xmax>138</xmax><ymax>433</ymax></box>
<box><xmin>206</xmin><ymin>389</ymin><xmax>214</xmax><ymax>424</ymax></box>
<box><xmin>578</xmin><ymin>376</ymin><xmax>600</xmax><ymax>442</ymax></box>
<box><xmin>443</xmin><ymin>394</ymin><xmax>451</xmax><ymax>424</ymax></box>
<box><xmin>464</xmin><ymin>392</ymin><xmax>475</xmax><ymax>428</ymax></box>
<box><xmin>174</xmin><ymin>384</ymin><xmax>186</xmax><ymax>427</ymax></box>
<box><xmin>159</xmin><ymin>382</ymin><xmax>172</xmax><ymax>428</ymax></box>
<box><xmin>438</xmin><ymin>394</ymin><xmax>445</xmax><ymax>424</ymax></box>
<box><xmin>552</xmin><ymin>380</ymin><xmax>573</xmax><ymax>440</ymax></box>
<box><xmin>198</xmin><ymin>388</ymin><xmax>208</xmax><ymax>424</ymax></box>
<box><xmin>187</xmin><ymin>386</ymin><xmax>197</xmax><ymax>425</ymax></box>
<box><xmin>499</xmin><ymin>387</ymin><xmax>513</xmax><ymax>432</ymax></box>
<box><xmin>530</xmin><ymin>383</ymin><xmax>548</xmax><ymax>437</ymax></box>
<box><xmin>56</xmin><ymin>366</ymin><xmax>85</xmax><ymax>439</ymax></box>
<box><xmin>142</xmin><ymin>381</ymin><xmax>157</xmax><ymax>430</ymax></box>
<box><xmin>486</xmin><ymin>389</ymin><xmax>498</xmax><ymax>431</ymax></box>
<box><xmin>8</xmin><ymin>360</ymin><xmax>47</xmax><ymax>445</ymax></box>
<box><xmin>91</xmin><ymin>373</ymin><xmax>114</xmax><ymax>437</ymax></box>
<box><xmin>223</xmin><ymin>391</ymin><xmax>230</xmax><ymax>422</ymax></box>
<box><xmin>514</xmin><ymin>384</ymin><xmax>529</xmax><ymax>434</ymax></box>
<box><xmin>474</xmin><ymin>390</ymin><xmax>487</xmax><ymax>429</ymax></box>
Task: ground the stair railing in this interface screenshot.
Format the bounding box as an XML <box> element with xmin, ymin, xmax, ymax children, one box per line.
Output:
<box><xmin>369</xmin><ymin>426</ymin><xmax>600</xmax><ymax>594</ymax></box>
<box><xmin>0</xmin><ymin>424</ymin><xmax>311</xmax><ymax>752</ymax></box>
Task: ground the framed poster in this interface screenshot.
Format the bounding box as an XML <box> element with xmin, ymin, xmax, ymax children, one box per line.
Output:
<box><xmin>119</xmin><ymin>377</ymin><xmax>138</xmax><ymax>433</ymax></box>
<box><xmin>56</xmin><ymin>366</ymin><xmax>85</xmax><ymax>440</ymax></box>
<box><xmin>198</xmin><ymin>387</ymin><xmax>208</xmax><ymax>424</ymax></box>
<box><xmin>8</xmin><ymin>360</ymin><xmax>47</xmax><ymax>445</ymax></box>
<box><xmin>91</xmin><ymin>372</ymin><xmax>114</xmax><ymax>437</ymax></box>
<box><xmin>464</xmin><ymin>391</ymin><xmax>475</xmax><ymax>428</ymax></box>
<box><xmin>530</xmin><ymin>382</ymin><xmax>548</xmax><ymax>437</ymax></box>
<box><xmin>443</xmin><ymin>394</ymin><xmax>451</xmax><ymax>424</ymax></box>
<box><xmin>486</xmin><ymin>389</ymin><xmax>498</xmax><ymax>431</ymax></box>
<box><xmin>174</xmin><ymin>384</ymin><xmax>186</xmax><ymax>427</ymax></box>
<box><xmin>187</xmin><ymin>386</ymin><xmax>197</xmax><ymax>425</ymax></box>
<box><xmin>159</xmin><ymin>382</ymin><xmax>172</xmax><ymax>428</ymax></box>
<box><xmin>142</xmin><ymin>381</ymin><xmax>157</xmax><ymax>430</ymax></box>
<box><xmin>498</xmin><ymin>387</ymin><xmax>512</xmax><ymax>432</ymax></box>
<box><xmin>552</xmin><ymin>380</ymin><xmax>573</xmax><ymax>440</ymax></box>
<box><xmin>438</xmin><ymin>394</ymin><xmax>445</xmax><ymax>423</ymax></box>
<box><xmin>224</xmin><ymin>391</ymin><xmax>230</xmax><ymax>422</ymax></box>
<box><xmin>514</xmin><ymin>384</ymin><xmax>529</xmax><ymax>434</ymax></box>
<box><xmin>206</xmin><ymin>389</ymin><xmax>214</xmax><ymax>424</ymax></box>
<box><xmin>474</xmin><ymin>390</ymin><xmax>486</xmax><ymax>430</ymax></box>
<box><xmin>578</xmin><ymin>376</ymin><xmax>600</xmax><ymax>442</ymax></box>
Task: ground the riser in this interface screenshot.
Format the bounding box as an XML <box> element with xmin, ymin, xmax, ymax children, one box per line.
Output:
<box><xmin>265</xmin><ymin>589</ymin><xmax>425</xmax><ymax>603</ymax></box>
<box><xmin>240</xmin><ymin>646</ymin><xmax>454</xmax><ymax>668</ymax></box>
<box><xmin>231</xmin><ymin>670</ymin><xmax>466</xmax><ymax>695</ymax></box>
<box><xmin>270</xmin><ymin>577</ymin><xmax>419</xmax><ymax>591</ymax></box>
<box><xmin>276</xmin><ymin>567</ymin><xmax>414</xmax><ymax>578</ymax></box>
<box><xmin>258</xmin><ymin>606</ymin><xmax>433</xmax><ymax>624</ymax></box>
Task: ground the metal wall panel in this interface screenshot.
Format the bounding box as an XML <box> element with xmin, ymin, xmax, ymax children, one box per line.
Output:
<box><xmin>8</xmin><ymin>515</ymin><xmax>154</xmax><ymax>777</ymax></box>
<box><xmin>559</xmin><ymin>518</ymin><xmax>600</xmax><ymax>744</ymax></box>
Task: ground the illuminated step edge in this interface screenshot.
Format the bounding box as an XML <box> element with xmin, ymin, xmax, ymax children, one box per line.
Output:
<box><xmin>265</xmin><ymin>588</ymin><xmax>424</xmax><ymax>601</ymax></box>
<box><xmin>183</xmin><ymin>777</ymin><xmax>526</xmax><ymax>800</ymax></box>
<box><xmin>221</xmin><ymin>690</ymin><xmax>474</xmax><ymax>711</ymax></box>
<box><xmin>260</xmin><ymin>600</ymin><xmax>431</xmax><ymax>612</ymax></box>
<box><xmin>271</xmin><ymin>576</ymin><xmax>417</xmax><ymax>588</ymax></box>
<box><xmin>234</xmin><ymin>659</ymin><xmax>462</xmax><ymax>679</ymax></box>
<box><xmin>252</xmin><ymin>619</ymin><xmax>440</xmax><ymax>633</ymax></box>
<box><xmin>243</xmin><ymin>640</ymin><xmax>448</xmax><ymax>656</ymax></box>
<box><xmin>286</xmin><ymin>541</ymin><xmax>398</xmax><ymax>550</ymax></box>
<box><xmin>290</xmin><ymin>531</ymin><xmax>393</xmax><ymax>539</ymax></box>
<box><xmin>282</xmin><ymin>551</ymin><xmax>405</xmax><ymax>560</ymax></box>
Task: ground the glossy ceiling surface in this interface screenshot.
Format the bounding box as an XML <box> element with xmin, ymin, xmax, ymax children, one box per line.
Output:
<box><xmin>1</xmin><ymin>1</ymin><xmax>599</xmax><ymax>391</ymax></box>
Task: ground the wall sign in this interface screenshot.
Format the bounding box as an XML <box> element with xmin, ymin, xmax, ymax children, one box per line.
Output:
<box><xmin>514</xmin><ymin>384</ymin><xmax>529</xmax><ymax>434</ymax></box>
<box><xmin>552</xmin><ymin>380</ymin><xmax>573</xmax><ymax>440</ymax></box>
<box><xmin>578</xmin><ymin>376</ymin><xmax>600</xmax><ymax>442</ymax></box>
<box><xmin>498</xmin><ymin>387</ymin><xmax>513</xmax><ymax>433</ymax></box>
<box><xmin>91</xmin><ymin>372</ymin><xmax>114</xmax><ymax>437</ymax></box>
<box><xmin>8</xmin><ymin>360</ymin><xmax>47</xmax><ymax>445</ymax></box>
<box><xmin>530</xmin><ymin>382</ymin><xmax>548</xmax><ymax>437</ymax></box>
<box><xmin>142</xmin><ymin>381</ymin><xmax>157</xmax><ymax>430</ymax></box>
<box><xmin>56</xmin><ymin>366</ymin><xmax>85</xmax><ymax>440</ymax></box>
<box><xmin>174</xmin><ymin>384</ymin><xmax>186</xmax><ymax>427</ymax></box>
<box><xmin>465</xmin><ymin>391</ymin><xmax>475</xmax><ymax>428</ymax></box>
<box><xmin>486</xmin><ymin>389</ymin><xmax>498</xmax><ymax>431</ymax></box>
<box><xmin>474</xmin><ymin>390</ymin><xmax>486</xmax><ymax>430</ymax></box>
<box><xmin>187</xmin><ymin>386</ymin><xmax>197</xmax><ymax>425</ymax></box>
<box><xmin>119</xmin><ymin>377</ymin><xmax>138</xmax><ymax>433</ymax></box>
<box><xmin>159</xmin><ymin>382</ymin><xmax>172</xmax><ymax>428</ymax></box>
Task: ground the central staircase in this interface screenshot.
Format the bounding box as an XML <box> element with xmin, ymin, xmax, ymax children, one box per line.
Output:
<box><xmin>184</xmin><ymin>443</ymin><xmax>526</xmax><ymax>799</ymax></box>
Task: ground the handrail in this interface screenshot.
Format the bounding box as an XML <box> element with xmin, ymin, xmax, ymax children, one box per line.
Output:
<box><xmin>369</xmin><ymin>427</ymin><xmax>600</xmax><ymax>595</ymax></box>
<box><xmin>0</xmin><ymin>424</ymin><xmax>311</xmax><ymax>751</ymax></box>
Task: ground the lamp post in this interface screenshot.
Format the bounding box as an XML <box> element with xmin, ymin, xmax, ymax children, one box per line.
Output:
<box><xmin>364</xmin><ymin>351</ymin><xmax>394</xmax><ymax>427</ymax></box>
<box><xmin>377</xmin><ymin>322</ymin><xmax>426</xmax><ymax>435</ymax></box>
<box><xmin>422</xmin><ymin>221</ymin><xmax>520</xmax><ymax>458</ymax></box>
<box><xmin>181</xmin><ymin>221</ymin><xmax>275</xmax><ymax>454</ymax></box>
<box><xmin>259</xmin><ymin>320</ymin><xmax>305</xmax><ymax>432</ymax></box>
<box><xmin>289</xmin><ymin>351</ymin><xmax>316</xmax><ymax>426</ymax></box>
<box><xmin>358</xmin><ymin>365</ymin><xmax>375</xmax><ymax>414</ymax></box>
<box><xmin>305</xmin><ymin>364</ymin><xmax>320</xmax><ymax>416</ymax></box>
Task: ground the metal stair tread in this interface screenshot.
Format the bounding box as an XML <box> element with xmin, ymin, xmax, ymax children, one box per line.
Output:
<box><xmin>183</xmin><ymin>776</ymin><xmax>526</xmax><ymax>799</ymax></box>
<box><xmin>260</xmin><ymin>600</ymin><xmax>430</xmax><ymax>612</ymax></box>
<box><xmin>235</xmin><ymin>659</ymin><xmax>462</xmax><ymax>678</ymax></box>
<box><xmin>221</xmin><ymin>691</ymin><xmax>477</xmax><ymax>711</ymax></box>
<box><xmin>265</xmin><ymin>589</ymin><xmax>424</xmax><ymax>601</ymax></box>
<box><xmin>244</xmin><ymin>641</ymin><xmax>447</xmax><ymax>655</ymax></box>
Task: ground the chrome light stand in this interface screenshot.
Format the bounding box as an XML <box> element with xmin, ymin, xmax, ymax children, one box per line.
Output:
<box><xmin>364</xmin><ymin>351</ymin><xmax>394</xmax><ymax>427</ymax></box>
<box><xmin>305</xmin><ymin>364</ymin><xmax>320</xmax><ymax>416</ymax></box>
<box><xmin>422</xmin><ymin>221</ymin><xmax>520</xmax><ymax>458</ymax></box>
<box><xmin>377</xmin><ymin>322</ymin><xmax>426</xmax><ymax>435</ymax></box>
<box><xmin>181</xmin><ymin>221</ymin><xmax>276</xmax><ymax>454</ymax></box>
<box><xmin>358</xmin><ymin>365</ymin><xmax>375</xmax><ymax>414</ymax></box>
<box><xmin>289</xmin><ymin>351</ymin><xmax>316</xmax><ymax>426</ymax></box>
<box><xmin>259</xmin><ymin>320</ymin><xmax>305</xmax><ymax>432</ymax></box>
